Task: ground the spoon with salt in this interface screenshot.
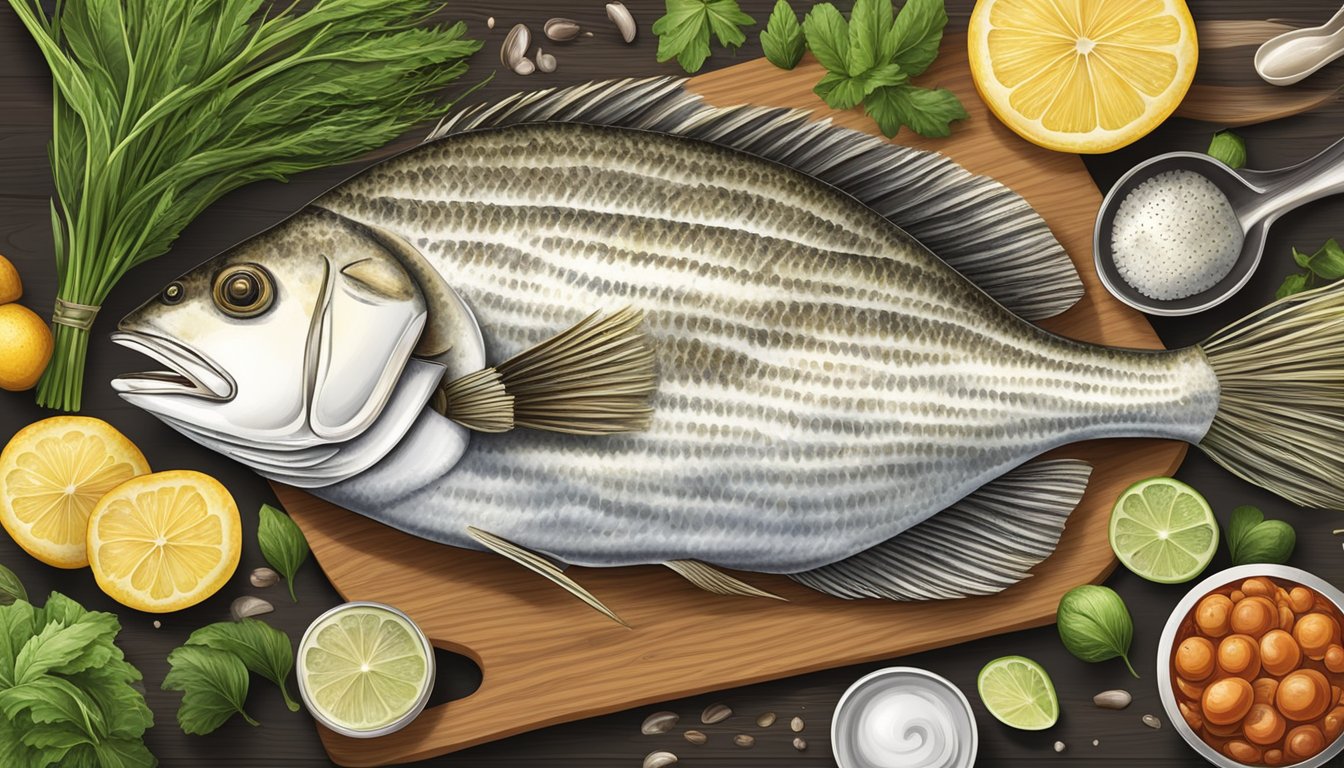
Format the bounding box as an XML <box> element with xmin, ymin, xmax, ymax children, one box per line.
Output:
<box><xmin>1255</xmin><ymin>5</ymin><xmax>1344</xmax><ymax>86</ymax></box>
<box><xmin>1094</xmin><ymin>136</ymin><xmax>1344</xmax><ymax>316</ymax></box>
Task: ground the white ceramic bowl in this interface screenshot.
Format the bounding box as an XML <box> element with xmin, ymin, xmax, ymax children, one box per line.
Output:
<box><xmin>831</xmin><ymin>666</ymin><xmax>978</xmax><ymax>768</ymax></box>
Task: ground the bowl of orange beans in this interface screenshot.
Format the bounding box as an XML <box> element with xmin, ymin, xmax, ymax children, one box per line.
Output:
<box><xmin>1159</xmin><ymin>565</ymin><xmax>1344</xmax><ymax>767</ymax></box>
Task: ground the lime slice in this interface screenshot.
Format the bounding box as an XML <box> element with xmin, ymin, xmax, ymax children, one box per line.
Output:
<box><xmin>977</xmin><ymin>655</ymin><xmax>1059</xmax><ymax>730</ymax></box>
<box><xmin>299</xmin><ymin>604</ymin><xmax>431</xmax><ymax>732</ymax></box>
<box><xmin>1109</xmin><ymin>476</ymin><xmax>1218</xmax><ymax>584</ymax></box>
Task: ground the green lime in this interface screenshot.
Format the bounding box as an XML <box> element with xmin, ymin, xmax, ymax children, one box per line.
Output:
<box><xmin>1109</xmin><ymin>476</ymin><xmax>1218</xmax><ymax>584</ymax></box>
<box><xmin>977</xmin><ymin>655</ymin><xmax>1059</xmax><ymax>730</ymax></box>
<box><xmin>299</xmin><ymin>604</ymin><xmax>431</xmax><ymax>731</ymax></box>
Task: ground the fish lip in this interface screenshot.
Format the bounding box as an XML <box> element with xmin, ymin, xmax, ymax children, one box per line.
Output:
<box><xmin>109</xmin><ymin>330</ymin><xmax>235</xmax><ymax>400</ymax></box>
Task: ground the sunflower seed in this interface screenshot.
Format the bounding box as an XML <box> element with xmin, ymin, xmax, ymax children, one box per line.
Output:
<box><xmin>641</xmin><ymin>711</ymin><xmax>679</xmax><ymax>735</ymax></box>
<box><xmin>544</xmin><ymin>18</ymin><xmax>582</xmax><ymax>42</ymax></box>
<box><xmin>535</xmin><ymin>49</ymin><xmax>557</xmax><ymax>74</ymax></box>
<box><xmin>756</xmin><ymin>712</ymin><xmax>776</xmax><ymax>728</ymax></box>
<box><xmin>1142</xmin><ymin>714</ymin><xmax>1162</xmax><ymax>729</ymax></box>
<box><xmin>790</xmin><ymin>716</ymin><xmax>805</xmax><ymax>733</ymax></box>
<box><xmin>683</xmin><ymin>730</ymin><xmax>707</xmax><ymax>745</ymax></box>
<box><xmin>512</xmin><ymin>58</ymin><xmax>536</xmax><ymax>76</ymax></box>
<box><xmin>643</xmin><ymin>751</ymin><xmax>677</xmax><ymax>768</ymax></box>
<box><xmin>733</xmin><ymin>734</ymin><xmax>755</xmax><ymax>748</ymax></box>
<box><xmin>793</xmin><ymin>737</ymin><xmax>807</xmax><ymax>751</ymax></box>
<box><xmin>1093</xmin><ymin>689</ymin><xmax>1132</xmax><ymax>710</ymax></box>
<box><xmin>152</xmin><ymin>620</ymin><xmax>161</xmax><ymax>629</ymax></box>
<box><xmin>701</xmin><ymin>703</ymin><xmax>731</xmax><ymax>724</ymax></box>
<box><xmin>1054</xmin><ymin>741</ymin><xmax>1066</xmax><ymax>753</ymax></box>
<box><xmin>486</xmin><ymin>16</ymin><xmax>495</xmax><ymax>30</ymax></box>
<box><xmin>501</xmin><ymin>24</ymin><xmax>530</xmax><ymax>68</ymax></box>
<box><xmin>606</xmin><ymin>2</ymin><xmax>637</xmax><ymax>43</ymax></box>
<box><xmin>250</xmin><ymin>566</ymin><xmax>279</xmax><ymax>588</ymax></box>
<box><xmin>230</xmin><ymin>595</ymin><xmax>273</xmax><ymax>621</ymax></box>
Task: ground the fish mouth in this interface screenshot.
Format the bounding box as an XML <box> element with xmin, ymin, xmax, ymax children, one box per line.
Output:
<box><xmin>110</xmin><ymin>330</ymin><xmax>234</xmax><ymax>400</ymax></box>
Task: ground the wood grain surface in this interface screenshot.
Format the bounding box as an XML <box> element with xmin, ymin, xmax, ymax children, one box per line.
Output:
<box><xmin>2</xmin><ymin>2</ymin><xmax>1344</xmax><ymax>767</ymax></box>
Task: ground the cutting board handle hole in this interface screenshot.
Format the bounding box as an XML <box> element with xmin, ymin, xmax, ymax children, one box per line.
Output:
<box><xmin>427</xmin><ymin>646</ymin><xmax>483</xmax><ymax>708</ymax></box>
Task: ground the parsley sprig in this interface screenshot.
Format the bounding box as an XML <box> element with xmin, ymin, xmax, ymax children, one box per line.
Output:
<box><xmin>1278</xmin><ymin>238</ymin><xmax>1344</xmax><ymax>298</ymax></box>
<box><xmin>653</xmin><ymin>0</ymin><xmax>756</xmax><ymax>73</ymax></box>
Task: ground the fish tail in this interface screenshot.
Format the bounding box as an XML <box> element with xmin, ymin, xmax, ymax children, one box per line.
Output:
<box><xmin>1199</xmin><ymin>282</ymin><xmax>1344</xmax><ymax>509</ymax></box>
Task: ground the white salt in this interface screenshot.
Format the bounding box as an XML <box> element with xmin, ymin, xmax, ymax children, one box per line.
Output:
<box><xmin>1110</xmin><ymin>169</ymin><xmax>1243</xmax><ymax>301</ymax></box>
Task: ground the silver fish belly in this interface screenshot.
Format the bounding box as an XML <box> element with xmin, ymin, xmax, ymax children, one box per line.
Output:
<box><xmin>310</xmin><ymin>123</ymin><xmax>1221</xmax><ymax>573</ymax></box>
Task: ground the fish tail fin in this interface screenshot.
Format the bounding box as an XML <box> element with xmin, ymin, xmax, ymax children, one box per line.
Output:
<box><xmin>1199</xmin><ymin>283</ymin><xmax>1344</xmax><ymax>509</ymax></box>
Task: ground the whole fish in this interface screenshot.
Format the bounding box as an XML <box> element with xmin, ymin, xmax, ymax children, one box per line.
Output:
<box><xmin>111</xmin><ymin>80</ymin><xmax>1344</xmax><ymax>615</ymax></box>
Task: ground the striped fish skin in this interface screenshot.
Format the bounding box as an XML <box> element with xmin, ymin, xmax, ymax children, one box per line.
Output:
<box><xmin>303</xmin><ymin>123</ymin><xmax>1221</xmax><ymax>573</ymax></box>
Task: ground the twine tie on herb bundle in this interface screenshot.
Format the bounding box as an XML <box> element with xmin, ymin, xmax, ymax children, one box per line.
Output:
<box><xmin>51</xmin><ymin>298</ymin><xmax>100</xmax><ymax>331</ymax></box>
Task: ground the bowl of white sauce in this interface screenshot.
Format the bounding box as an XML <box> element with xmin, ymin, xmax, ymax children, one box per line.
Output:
<box><xmin>832</xmin><ymin>667</ymin><xmax>978</xmax><ymax>768</ymax></box>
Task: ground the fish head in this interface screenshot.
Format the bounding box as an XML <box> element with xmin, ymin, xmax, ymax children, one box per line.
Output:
<box><xmin>112</xmin><ymin>209</ymin><xmax>429</xmax><ymax>449</ymax></box>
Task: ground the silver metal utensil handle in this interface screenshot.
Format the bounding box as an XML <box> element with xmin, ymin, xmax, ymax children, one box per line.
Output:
<box><xmin>1246</xmin><ymin>134</ymin><xmax>1344</xmax><ymax>224</ymax></box>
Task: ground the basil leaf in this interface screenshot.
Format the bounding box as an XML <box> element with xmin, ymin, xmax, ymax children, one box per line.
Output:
<box><xmin>1293</xmin><ymin>247</ymin><xmax>1313</xmax><ymax>269</ymax></box>
<box><xmin>891</xmin><ymin>0</ymin><xmax>948</xmax><ymax>77</ymax></box>
<box><xmin>258</xmin><ymin>504</ymin><xmax>310</xmax><ymax>603</ymax></box>
<box><xmin>1207</xmin><ymin>129</ymin><xmax>1246</xmax><ymax>170</ymax></box>
<box><xmin>866</xmin><ymin>83</ymin><xmax>967</xmax><ymax>138</ymax></box>
<box><xmin>1308</xmin><ymin>238</ymin><xmax>1344</xmax><ymax>280</ymax></box>
<box><xmin>163</xmin><ymin>645</ymin><xmax>256</xmax><ymax>735</ymax></box>
<box><xmin>0</xmin><ymin>565</ymin><xmax>25</xmax><ymax>607</ymax></box>
<box><xmin>814</xmin><ymin>63</ymin><xmax>905</xmax><ymax>110</ymax></box>
<box><xmin>1056</xmin><ymin>585</ymin><xmax>1137</xmax><ymax>677</ymax></box>
<box><xmin>1227</xmin><ymin>505</ymin><xmax>1295</xmax><ymax>565</ymax></box>
<box><xmin>187</xmin><ymin>619</ymin><xmax>299</xmax><ymax>712</ymax></box>
<box><xmin>848</xmin><ymin>0</ymin><xmax>896</xmax><ymax>75</ymax></box>
<box><xmin>760</xmin><ymin>0</ymin><xmax>805</xmax><ymax>70</ymax></box>
<box><xmin>802</xmin><ymin>3</ymin><xmax>850</xmax><ymax>74</ymax></box>
<box><xmin>1277</xmin><ymin>272</ymin><xmax>1311</xmax><ymax>298</ymax></box>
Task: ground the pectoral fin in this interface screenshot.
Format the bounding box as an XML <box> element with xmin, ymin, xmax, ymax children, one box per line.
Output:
<box><xmin>466</xmin><ymin>526</ymin><xmax>629</xmax><ymax>627</ymax></box>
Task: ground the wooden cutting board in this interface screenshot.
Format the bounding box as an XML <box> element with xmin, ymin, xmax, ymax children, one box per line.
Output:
<box><xmin>274</xmin><ymin>35</ymin><xmax>1187</xmax><ymax>767</ymax></box>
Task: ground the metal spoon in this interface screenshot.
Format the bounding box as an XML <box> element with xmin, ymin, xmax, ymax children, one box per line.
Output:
<box><xmin>1255</xmin><ymin>5</ymin><xmax>1344</xmax><ymax>86</ymax></box>
<box><xmin>1094</xmin><ymin>136</ymin><xmax>1344</xmax><ymax>315</ymax></box>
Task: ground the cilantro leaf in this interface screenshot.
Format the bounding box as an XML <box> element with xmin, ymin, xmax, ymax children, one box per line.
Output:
<box><xmin>1277</xmin><ymin>272</ymin><xmax>1311</xmax><ymax>298</ymax></box>
<box><xmin>761</xmin><ymin>0</ymin><xmax>805</xmax><ymax>70</ymax></box>
<box><xmin>802</xmin><ymin>3</ymin><xmax>850</xmax><ymax>73</ymax></box>
<box><xmin>815</xmin><ymin>63</ymin><xmax>905</xmax><ymax>110</ymax></box>
<box><xmin>187</xmin><ymin>620</ymin><xmax>299</xmax><ymax>712</ymax></box>
<box><xmin>848</xmin><ymin>0</ymin><xmax>897</xmax><ymax>75</ymax></box>
<box><xmin>653</xmin><ymin>0</ymin><xmax>755</xmax><ymax>74</ymax></box>
<box><xmin>705</xmin><ymin>0</ymin><xmax>754</xmax><ymax>47</ymax></box>
<box><xmin>891</xmin><ymin>0</ymin><xmax>948</xmax><ymax>77</ymax></box>
<box><xmin>866</xmin><ymin>83</ymin><xmax>967</xmax><ymax>137</ymax></box>
<box><xmin>1308</xmin><ymin>238</ymin><xmax>1344</xmax><ymax>280</ymax></box>
<box><xmin>258</xmin><ymin>504</ymin><xmax>310</xmax><ymax>602</ymax></box>
<box><xmin>163</xmin><ymin>645</ymin><xmax>256</xmax><ymax>735</ymax></box>
<box><xmin>0</xmin><ymin>565</ymin><xmax>25</xmax><ymax>607</ymax></box>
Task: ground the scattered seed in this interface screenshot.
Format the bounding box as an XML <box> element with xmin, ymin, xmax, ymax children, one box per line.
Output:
<box><xmin>544</xmin><ymin>18</ymin><xmax>582</xmax><ymax>42</ymax></box>
<box><xmin>793</xmin><ymin>737</ymin><xmax>808</xmax><ymax>752</ymax></box>
<box><xmin>512</xmin><ymin>58</ymin><xmax>536</xmax><ymax>76</ymax></box>
<box><xmin>486</xmin><ymin>16</ymin><xmax>495</xmax><ymax>29</ymax></box>
<box><xmin>1054</xmin><ymin>741</ymin><xmax>1066</xmax><ymax>753</ymax></box>
<box><xmin>733</xmin><ymin>734</ymin><xmax>755</xmax><ymax>748</ymax></box>
<box><xmin>250</xmin><ymin>566</ymin><xmax>279</xmax><ymax>588</ymax></box>
<box><xmin>1142</xmin><ymin>714</ymin><xmax>1162</xmax><ymax>729</ymax></box>
<box><xmin>641</xmin><ymin>711</ymin><xmax>679</xmax><ymax>736</ymax></box>
<box><xmin>1093</xmin><ymin>689</ymin><xmax>1132</xmax><ymax>710</ymax></box>
<box><xmin>583</xmin><ymin>31</ymin><xmax>594</xmax><ymax>37</ymax></box>
<box><xmin>790</xmin><ymin>716</ymin><xmax>805</xmax><ymax>733</ymax></box>
<box><xmin>756</xmin><ymin>712</ymin><xmax>776</xmax><ymax>728</ymax></box>
<box><xmin>701</xmin><ymin>703</ymin><xmax>732</xmax><ymax>724</ymax></box>
<box><xmin>1092</xmin><ymin>739</ymin><xmax>1100</xmax><ymax>747</ymax></box>
<box><xmin>152</xmin><ymin>620</ymin><xmax>161</xmax><ymax>629</ymax></box>
<box><xmin>500</xmin><ymin>24</ymin><xmax>531</xmax><ymax>69</ymax></box>
<box><xmin>683</xmin><ymin>730</ymin><xmax>707</xmax><ymax>745</ymax></box>
<box><xmin>535</xmin><ymin>49</ymin><xmax>557</xmax><ymax>74</ymax></box>
<box><xmin>643</xmin><ymin>751</ymin><xmax>677</xmax><ymax>768</ymax></box>
<box><xmin>606</xmin><ymin>2</ymin><xmax>637</xmax><ymax>43</ymax></box>
<box><xmin>230</xmin><ymin>595</ymin><xmax>273</xmax><ymax>621</ymax></box>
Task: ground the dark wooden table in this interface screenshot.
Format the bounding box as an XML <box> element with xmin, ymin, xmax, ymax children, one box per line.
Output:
<box><xmin>4</xmin><ymin>1</ymin><xmax>1344</xmax><ymax>765</ymax></box>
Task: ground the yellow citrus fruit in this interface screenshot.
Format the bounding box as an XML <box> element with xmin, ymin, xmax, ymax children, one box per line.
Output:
<box><xmin>0</xmin><ymin>254</ymin><xmax>21</xmax><ymax>304</ymax></box>
<box><xmin>87</xmin><ymin>470</ymin><xmax>241</xmax><ymax>613</ymax></box>
<box><xmin>0</xmin><ymin>304</ymin><xmax>54</xmax><ymax>392</ymax></box>
<box><xmin>968</xmin><ymin>0</ymin><xmax>1198</xmax><ymax>154</ymax></box>
<box><xmin>0</xmin><ymin>417</ymin><xmax>150</xmax><ymax>568</ymax></box>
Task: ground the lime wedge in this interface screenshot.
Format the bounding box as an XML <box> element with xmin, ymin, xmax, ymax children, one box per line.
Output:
<box><xmin>977</xmin><ymin>655</ymin><xmax>1059</xmax><ymax>730</ymax></box>
<box><xmin>1109</xmin><ymin>476</ymin><xmax>1218</xmax><ymax>584</ymax></box>
<box><xmin>299</xmin><ymin>604</ymin><xmax>431</xmax><ymax>732</ymax></box>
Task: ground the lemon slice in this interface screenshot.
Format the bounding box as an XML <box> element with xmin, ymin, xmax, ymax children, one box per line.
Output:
<box><xmin>977</xmin><ymin>655</ymin><xmax>1059</xmax><ymax>730</ymax></box>
<box><xmin>87</xmin><ymin>470</ymin><xmax>241</xmax><ymax>613</ymax></box>
<box><xmin>1109</xmin><ymin>476</ymin><xmax>1218</xmax><ymax>584</ymax></box>
<box><xmin>298</xmin><ymin>604</ymin><xmax>432</xmax><ymax>733</ymax></box>
<box><xmin>968</xmin><ymin>0</ymin><xmax>1198</xmax><ymax>153</ymax></box>
<box><xmin>0</xmin><ymin>416</ymin><xmax>150</xmax><ymax>568</ymax></box>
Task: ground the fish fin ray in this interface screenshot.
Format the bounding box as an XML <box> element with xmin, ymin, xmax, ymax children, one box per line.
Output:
<box><xmin>429</xmin><ymin>77</ymin><xmax>1081</xmax><ymax>321</ymax></box>
<box><xmin>466</xmin><ymin>526</ymin><xmax>629</xmax><ymax>627</ymax></box>
<box><xmin>789</xmin><ymin>459</ymin><xmax>1093</xmax><ymax>600</ymax></box>
<box><xmin>663</xmin><ymin>560</ymin><xmax>787</xmax><ymax>601</ymax></box>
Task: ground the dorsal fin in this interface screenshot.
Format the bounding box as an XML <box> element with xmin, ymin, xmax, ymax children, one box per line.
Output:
<box><xmin>430</xmin><ymin>77</ymin><xmax>1083</xmax><ymax>321</ymax></box>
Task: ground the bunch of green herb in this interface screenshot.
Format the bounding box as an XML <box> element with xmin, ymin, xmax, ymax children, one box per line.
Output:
<box><xmin>8</xmin><ymin>0</ymin><xmax>482</xmax><ymax>411</ymax></box>
<box><xmin>802</xmin><ymin>0</ymin><xmax>967</xmax><ymax>138</ymax></box>
<box><xmin>653</xmin><ymin>0</ymin><xmax>756</xmax><ymax>74</ymax></box>
<box><xmin>0</xmin><ymin>564</ymin><xmax>25</xmax><ymax>606</ymax></box>
<box><xmin>259</xmin><ymin>504</ymin><xmax>310</xmax><ymax>603</ymax></box>
<box><xmin>761</xmin><ymin>0</ymin><xmax>805</xmax><ymax>70</ymax></box>
<box><xmin>1207</xmin><ymin>130</ymin><xmax>1247</xmax><ymax>170</ymax></box>
<box><xmin>1226</xmin><ymin>506</ymin><xmax>1295</xmax><ymax>565</ymax></box>
<box><xmin>0</xmin><ymin>588</ymin><xmax>154</xmax><ymax>766</ymax></box>
<box><xmin>1278</xmin><ymin>238</ymin><xmax>1344</xmax><ymax>298</ymax></box>
<box><xmin>163</xmin><ymin>618</ymin><xmax>298</xmax><ymax>734</ymax></box>
<box><xmin>1056</xmin><ymin>585</ymin><xmax>1138</xmax><ymax>677</ymax></box>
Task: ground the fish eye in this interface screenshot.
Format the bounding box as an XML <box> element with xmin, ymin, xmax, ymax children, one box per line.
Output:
<box><xmin>161</xmin><ymin>282</ymin><xmax>185</xmax><ymax>305</ymax></box>
<box><xmin>213</xmin><ymin>264</ymin><xmax>274</xmax><ymax>318</ymax></box>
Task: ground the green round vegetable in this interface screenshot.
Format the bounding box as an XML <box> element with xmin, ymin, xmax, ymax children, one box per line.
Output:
<box><xmin>1227</xmin><ymin>505</ymin><xmax>1296</xmax><ymax>566</ymax></box>
<box><xmin>1056</xmin><ymin>585</ymin><xmax>1137</xmax><ymax>677</ymax></box>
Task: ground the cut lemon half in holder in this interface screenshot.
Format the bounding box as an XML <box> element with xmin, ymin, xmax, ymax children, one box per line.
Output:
<box><xmin>1109</xmin><ymin>476</ymin><xmax>1218</xmax><ymax>584</ymax></box>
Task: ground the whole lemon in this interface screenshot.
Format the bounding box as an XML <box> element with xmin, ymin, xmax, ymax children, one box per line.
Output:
<box><xmin>0</xmin><ymin>304</ymin><xmax>53</xmax><ymax>391</ymax></box>
<box><xmin>0</xmin><ymin>254</ymin><xmax>20</xmax><ymax>304</ymax></box>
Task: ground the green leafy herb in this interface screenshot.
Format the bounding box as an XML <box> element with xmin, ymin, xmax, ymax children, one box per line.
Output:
<box><xmin>802</xmin><ymin>0</ymin><xmax>966</xmax><ymax>138</ymax></box>
<box><xmin>163</xmin><ymin>645</ymin><xmax>256</xmax><ymax>735</ymax></box>
<box><xmin>1226</xmin><ymin>506</ymin><xmax>1296</xmax><ymax>565</ymax></box>
<box><xmin>187</xmin><ymin>620</ymin><xmax>299</xmax><ymax>712</ymax></box>
<box><xmin>259</xmin><ymin>504</ymin><xmax>310</xmax><ymax>602</ymax></box>
<box><xmin>0</xmin><ymin>591</ymin><xmax>153</xmax><ymax>766</ymax></box>
<box><xmin>1056</xmin><ymin>585</ymin><xmax>1137</xmax><ymax>677</ymax></box>
<box><xmin>0</xmin><ymin>565</ymin><xmax>25</xmax><ymax>607</ymax></box>
<box><xmin>8</xmin><ymin>0</ymin><xmax>483</xmax><ymax>412</ymax></box>
<box><xmin>761</xmin><ymin>0</ymin><xmax>805</xmax><ymax>70</ymax></box>
<box><xmin>653</xmin><ymin>0</ymin><xmax>757</xmax><ymax>74</ymax></box>
<box><xmin>1207</xmin><ymin>130</ymin><xmax>1247</xmax><ymax>170</ymax></box>
<box><xmin>1278</xmin><ymin>238</ymin><xmax>1344</xmax><ymax>297</ymax></box>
